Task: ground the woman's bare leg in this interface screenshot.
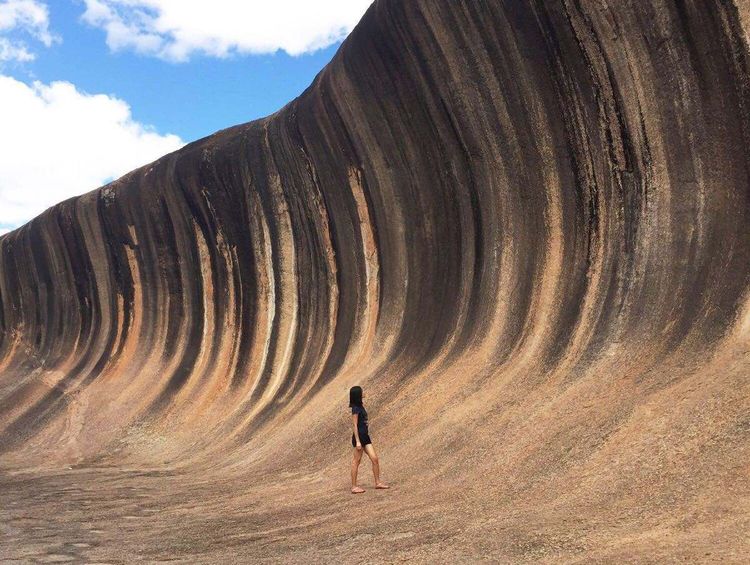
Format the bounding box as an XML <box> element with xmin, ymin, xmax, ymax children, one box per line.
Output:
<box><xmin>351</xmin><ymin>447</ymin><xmax>365</xmax><ymax>493</ymax></box>
<box><xmin>363</xmin><ymin>444</ymin><xmax>389</xmax><ymax>488</ymax></box>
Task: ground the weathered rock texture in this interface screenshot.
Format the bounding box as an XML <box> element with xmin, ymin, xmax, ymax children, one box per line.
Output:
<box><xmin>1</xmin><ymin>0</ymin><xmax>749</xmax><ymax>562</ymax></box>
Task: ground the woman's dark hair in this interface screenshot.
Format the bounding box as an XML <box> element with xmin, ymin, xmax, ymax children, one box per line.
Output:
<box><xmin>349</xmin><ymin>386</ymin><xmax>363</xmax><ymax>408</ymax></box>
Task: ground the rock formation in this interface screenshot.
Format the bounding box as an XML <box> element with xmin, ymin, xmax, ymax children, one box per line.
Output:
<box><xmin>1</xmin><ymin>0</ymin><xmax>749</xmax><ymax>561</ymax></box>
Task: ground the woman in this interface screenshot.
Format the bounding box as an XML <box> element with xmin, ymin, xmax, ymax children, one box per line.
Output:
<box><xmin>349</xmin><ymin>385</ymin><xmax>390</xmax><ymax>493</ymax></box>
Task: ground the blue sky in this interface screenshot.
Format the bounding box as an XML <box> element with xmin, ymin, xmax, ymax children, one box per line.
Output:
<box><xmin>22</xmin><ymin>2</ymin><xmax>343</xmax><ymax>142</ymax></box>
<box><xmin>0</xmin><ymin>0</ymin><xmax>372</xmax><ymax>233</ymax></box>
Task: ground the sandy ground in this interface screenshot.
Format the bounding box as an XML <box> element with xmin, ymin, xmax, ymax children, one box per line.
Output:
<box><xmin>1</xmin><ymin>456</ymin><xmax>747</xmax><ymax>564</ymax></box>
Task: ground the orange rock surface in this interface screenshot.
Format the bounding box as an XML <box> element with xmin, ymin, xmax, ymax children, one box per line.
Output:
<box><xmin>1</xmin><ymin>0</ymin><xmax>749</xmax><ymax>561</ymax></box>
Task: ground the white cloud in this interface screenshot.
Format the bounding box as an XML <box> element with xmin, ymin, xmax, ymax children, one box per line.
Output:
<box><xmin>0</xmin><ymin>75</ymin><xmax>184</xmax><ymax>228</ymax></box>
<box><xmin>0</xmin><ymin>36</ymin><xmax>33</xmax><ymax>60</ymax></box>
<box><xmin>0</xmin><ymin>0</ymin><xmax>56</xmax><ymax>62</ymax></box>
<box><xmin>0</xmin><ymin>227</ymin><xmax>10</xmax><ymax>235</ymax></box>
<box><xmin>82</xmin><ymin>0</ymin><xmax>373</xmax><ymax>61</ymax></box>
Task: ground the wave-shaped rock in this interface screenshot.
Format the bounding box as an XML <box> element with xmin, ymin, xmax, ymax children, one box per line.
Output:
<box><xmin>1</xmin><ymin>0</ymin><xmax>749</xmax><ymax>560</ymax></box>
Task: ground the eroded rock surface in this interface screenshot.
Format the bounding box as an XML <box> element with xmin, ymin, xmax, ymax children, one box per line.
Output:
<box><xmin>1</xmin><ymin>0</ymin><xmax>749</xmax><ymax>561</ymax></box>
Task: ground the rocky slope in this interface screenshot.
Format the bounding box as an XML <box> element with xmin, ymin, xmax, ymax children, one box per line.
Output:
<box><xmin>1</xmin><ymin>0</ymin><xmax>749</xmax><ymax>561</ymax></box>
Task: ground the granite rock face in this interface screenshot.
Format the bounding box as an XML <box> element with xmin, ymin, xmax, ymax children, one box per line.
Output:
<box><xmin>0</xmin><ymin>0</ymin><xmax>749</xmax><ymax>559</ymax></box>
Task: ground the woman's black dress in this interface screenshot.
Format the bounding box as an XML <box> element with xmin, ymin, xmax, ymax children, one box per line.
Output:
<box><xmin>351</xmin><ymin>404</ymin><xmax>372</xmax><ymax>446</ymax></box>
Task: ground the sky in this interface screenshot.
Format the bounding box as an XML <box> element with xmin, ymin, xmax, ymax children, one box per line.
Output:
<box><xmin>0</xmin><ymin>0</ymin><xmax>373</xmax><ymax>235</ymax></box>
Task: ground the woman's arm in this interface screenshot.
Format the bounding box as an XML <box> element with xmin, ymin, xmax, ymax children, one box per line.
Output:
<box><xmin>352</xmin><ymin>413</ymin><xmax>362</xmax><ymax>449</ymax></box>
